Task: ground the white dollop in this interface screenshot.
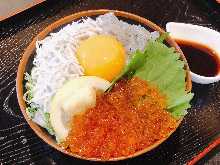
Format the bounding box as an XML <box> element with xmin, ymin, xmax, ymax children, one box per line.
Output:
<box><xmin>49</xmin><ymin>76</ymin><xmax>110</xmax><ymax>142</ymax></box>
<box><xmin>166</xmin><ymin>22</ymin><xmax>220</xmax><ymax>84</ymax></box>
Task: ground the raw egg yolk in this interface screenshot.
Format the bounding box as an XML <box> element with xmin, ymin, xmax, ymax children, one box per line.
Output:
<box><xmin>76</xmin><ymin>35</ymin><xmax>126</xmax><ymax>81</ymax></box>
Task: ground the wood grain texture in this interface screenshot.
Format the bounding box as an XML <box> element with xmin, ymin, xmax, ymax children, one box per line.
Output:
<box><xmin>0</xmin><ymin>0</ymin><xmax>220</xmax><ymax>164</ymax></box>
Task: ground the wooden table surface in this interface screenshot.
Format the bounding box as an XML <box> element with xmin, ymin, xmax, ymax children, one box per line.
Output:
<box><xmin>0</xmin><ymin>0</ymin><xmax>220</xmax><ymax>164</ymax></box>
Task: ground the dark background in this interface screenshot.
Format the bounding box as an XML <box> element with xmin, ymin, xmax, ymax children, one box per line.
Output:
<box><xmin>0</xmin><ymin>0</ymin><xmax>220</xmax><ymax>164</ymax></box>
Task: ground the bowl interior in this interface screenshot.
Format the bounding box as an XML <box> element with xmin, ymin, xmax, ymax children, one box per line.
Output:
<box><xmin>16</xmin><ymin>9</ymin><xmax>192</xmax><ymax>161</ymax></box>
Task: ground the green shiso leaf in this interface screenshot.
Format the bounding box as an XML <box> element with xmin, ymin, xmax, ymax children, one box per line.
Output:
<box><xmin>26</xmin><ymin>107</ymin><xmax>38</xmax><ymax>119</ymax></box>
<box><xmin>156</xmin><ymin>32</ymin><xmax>169</xmax><ymax>43</ymax></box>
<box><xmin>24</xmin><ymin>73</ymin><xmax>37</xmax><ymax>118</ymax></box>
<box><xmin>106</xmin><ymin>50</ymin><xmax>147</xmax><ymax>91</ymax></box>
<box><xmin>24</xmin><ymin>73</ymin><xmax>55</xmax><ymax>135</ymax></box>
<box><xmin>44</xmin><ymin>112</ymin><xmax>55</xmax><ymax>135</ymax></box>
<box><xmin>134</xmin><ymin>40</ymin><xmax>193</xmax><ymax>118</ymax></box>
<box><xmin>108</xmin><ymin>40</ymin><xmax>193</xmax><ymax>119</ymax></box>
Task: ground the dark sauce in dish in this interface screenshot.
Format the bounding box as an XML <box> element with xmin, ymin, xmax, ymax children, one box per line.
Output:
<box><xmin>176</xmin><ymin>39</ymin><xmax>220</xmax><ymax>77</ymax></box>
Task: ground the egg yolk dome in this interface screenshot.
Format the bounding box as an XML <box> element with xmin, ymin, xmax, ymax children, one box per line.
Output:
<box><xmin>76</xmin><ymin>35</ymin><xmax>126</xmax><ymax>81</ymax></box>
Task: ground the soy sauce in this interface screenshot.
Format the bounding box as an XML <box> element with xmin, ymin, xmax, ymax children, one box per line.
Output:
<box><xmin>176</xmin><ymin>39</ymin><xmax>220</xmax><ymax>77</ymax></box>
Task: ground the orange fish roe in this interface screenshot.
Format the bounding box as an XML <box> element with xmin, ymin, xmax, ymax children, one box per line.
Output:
<box><xmin>63</xmin><ymin>77</ymin><xmax>177</xmax><ymax>159</ymax></box>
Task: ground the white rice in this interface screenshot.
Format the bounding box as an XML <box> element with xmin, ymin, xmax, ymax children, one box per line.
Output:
<box><xmin>27</xmin><ymin>13</ymin><xmax>159</xmax><ymax>128</ymax></box>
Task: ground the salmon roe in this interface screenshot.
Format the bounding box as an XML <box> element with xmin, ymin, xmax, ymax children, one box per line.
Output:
<box><xmin>62</xmin><ymin>77</ymin><xmax>177</xmax><ymax>159</ymax></box>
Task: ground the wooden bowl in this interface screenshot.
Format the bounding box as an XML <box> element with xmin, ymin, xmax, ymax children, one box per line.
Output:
<box><xmin>16</xmin><ymin>9</ymin><xmax>192</xmax><ymax>161</ymax></box>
